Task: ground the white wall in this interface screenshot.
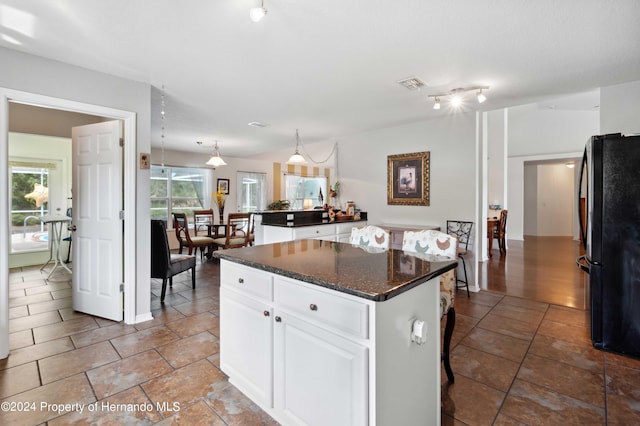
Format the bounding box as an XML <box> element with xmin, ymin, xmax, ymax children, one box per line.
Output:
<box><xmin>337</xmin><ymin>114</ymin><xmax>476</xmax><ymax>228</ymax></box>
<box><xmin>487</xmin><ymin>110</ymin><xmax>506</xmax><ymax>211</ymax></box>
<box><xmin>535</xmin><ymin>164</ymin><xmax>574</xmax><ymax>236</ymax></box>
<box><xmin>600</xmin><ymin>80</ymin><xmax>640</xmax><ymax>135</ymax></box>
<box><xmin>503</xmin><ymin>102</ymin><xmax>599</xmax><ymax>240</ymax></box>
<box><xmin>0</xmin><ymin>47</ymin><xmax>152</xmax><ymax>359</ymax></box>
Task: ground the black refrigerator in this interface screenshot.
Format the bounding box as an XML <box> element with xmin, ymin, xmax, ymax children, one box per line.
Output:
<box><xmin>577</xmin><ymin>133</ymin><xmax>640</xmax><ymax>358</ymax></box>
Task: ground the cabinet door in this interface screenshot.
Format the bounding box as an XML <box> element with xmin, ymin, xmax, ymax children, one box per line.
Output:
<box><xmin>220</xmin><ymin>287</ymin><xmax>274</xmax><ymax>407</ymax></box>
<box><xmin>274</xmin><ymin>312</ymin><xmax>368</xmax><ymax>426</ymax></box>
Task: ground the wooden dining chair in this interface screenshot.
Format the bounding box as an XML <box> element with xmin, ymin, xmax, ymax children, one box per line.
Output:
<box><xmin>193</xmin><ymin>209</ymin><xmax>214</xmax><ymax>237</ymax></box>
<box><xmin>212</xmin><ymin>213</ymin><xmax>251</xmax><ymax>250</ymax></box>
<box><xmin>402</xmin><ymin>229</ymin><xmax>458</xmax><ymax>383</ymax></box>
<box><xmin>172</xmin><ymin>212</ymin><xmax>215</xmax><ymax>260</ymax></box>
<box><xmin>493</xmin><ymin>210</ymin><xmax>508</xmax><ymax>254</ymax></box>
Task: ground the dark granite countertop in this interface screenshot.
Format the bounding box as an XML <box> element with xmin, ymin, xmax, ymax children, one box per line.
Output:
<box><xmin>261</xmin><ymin>219</ymin><xmax>367</xmax><ymax>228</ymax></box>
<box><xmin>213</xmin><ymin>239</ymin><xmax>457</xmax><ymax>301</ymax></box>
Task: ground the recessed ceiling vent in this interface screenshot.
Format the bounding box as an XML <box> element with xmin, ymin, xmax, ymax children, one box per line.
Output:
<box><xmin>397</xmin><ymin>76</ymin><xmax>426</xmax><ymax>91</ymax></box>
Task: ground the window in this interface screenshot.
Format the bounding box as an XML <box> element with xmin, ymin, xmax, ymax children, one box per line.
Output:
<box><xmin>237</xmin><ymin>171</ymin><xmax>267</xmax><ymax>212</ymax></box>
<box><xmin>151</xmin><ymin>165</ymin><xmax>211</xmax><ymax>224</ymax></box>
<box><xmin>10</xmin><ymin>163</ymin><xmax>51</xmax><ymax>254</ymax></box>
<box><xmin>285</xmin><ymin>175</ymin><xmax>327</xmax><ymax>210</ymax></box>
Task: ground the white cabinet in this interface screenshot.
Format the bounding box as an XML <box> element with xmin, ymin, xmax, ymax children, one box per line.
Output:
<box><xmin>273</xmin><ymin>276</ymin><xmax>369</xmax><ymax>425</ymax></box>
<box><xmin>220</xmin><ymin>287</ymin><xmax>273</xmax><ymax>407</ymax></box>
<box><xmin>219</xmin><ymin>259</ymin><xmax>442</xmax><ymax>426</ymax></box>
<box><xmin>257</xmin><ymin>221</ymin><xmax>367</xmax><ymax>245</ymax></box>
<box><xmin>220</xmin><ymin>261</ymin><xmax>274</xmax><ymax>408</ymax></box>
<box><xmin>274</xmin><ymin>312</ymin><xmax>368</xmax><ymax>426</ymax></box>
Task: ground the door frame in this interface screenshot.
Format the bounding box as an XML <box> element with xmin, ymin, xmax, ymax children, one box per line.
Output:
<box><xmin>0</xmin><ymin>88</ymin><xmax>137</xmax><ymax>358</ymax></box>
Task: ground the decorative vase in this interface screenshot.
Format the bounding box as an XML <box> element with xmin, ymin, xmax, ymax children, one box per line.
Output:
<box><xmin>218</xmin><ymin>206</ymin><xmax>225</xmax><ymax>224</ymax></box>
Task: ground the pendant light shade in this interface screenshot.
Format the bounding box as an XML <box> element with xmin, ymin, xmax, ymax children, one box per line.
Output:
<box><xmin>250</xmin><ymin>0</ymin><xmax>267</xmax><ymax>22</ymax></box>
<box><xmin>287</xmin><ymin>129</ymin><xmax>307</xmax><ymax>164</ymax></box>
<box><xmin>206</xmin><ymin>141</ymin><xmax>227</xmax><ymax>167</ymax></box>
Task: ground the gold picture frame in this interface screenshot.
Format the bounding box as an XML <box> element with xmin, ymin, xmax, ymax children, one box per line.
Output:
<box><xmin>387</xmin><ymin>151</ymin><xmax>430</xmax><ymax>206</ymax></box>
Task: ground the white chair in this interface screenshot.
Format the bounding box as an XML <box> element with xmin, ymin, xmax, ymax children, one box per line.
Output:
<box><xmin>349</xmin><ymin>225</ymin><xmax>390</xmax><ymax>249</ymax></box>
<box><xmin>402</xmin><ymin>229</ymin><xmax>457</xmax><ymax>383</ymax></box>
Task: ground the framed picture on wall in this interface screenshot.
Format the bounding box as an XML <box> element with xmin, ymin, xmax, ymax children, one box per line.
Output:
<box><xmin>387</xmin><ymin>151</ymin><xmax>430</xmax><ymax>205</ymax></box>
<box><xmin>217</xmin><ymin>178</ymin><xmax>230</xmax><ymax>194</ymax></box>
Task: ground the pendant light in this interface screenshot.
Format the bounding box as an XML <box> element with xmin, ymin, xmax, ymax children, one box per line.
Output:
<box><xmin>250</xmin><ymin>0</ymin><xmax>267</xmax><ymax>22</ymax></box>
<box><xmin>206</xmin><ymin>141</ymin><xmax>227</xmax><ymax>167</ymax></box>
<box><xmin>287</xmin><ymin>129</ymin><xmax>307</xmax><ymax>164</ymax></box>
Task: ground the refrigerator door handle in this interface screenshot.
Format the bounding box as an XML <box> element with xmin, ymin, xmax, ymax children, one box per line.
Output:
<box><xmin>576</xmin><ymin>255</ymin><xmax>590</xmax><ymax>273</ymax></box>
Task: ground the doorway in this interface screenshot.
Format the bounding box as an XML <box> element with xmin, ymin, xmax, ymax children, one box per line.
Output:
<box><xmin>523</xmin><ymin>159</ymin><xmax>581</xmax><ymax>238</ymax></box>
<box><xmin>0</xmin><ymin>88</ymin><xmax>138</xmax><ymax>359</ymax></box>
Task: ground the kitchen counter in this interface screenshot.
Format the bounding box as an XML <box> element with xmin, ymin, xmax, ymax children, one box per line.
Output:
<box><xmin>214</xmin><ymin>239</ymin><xmax>457</xmax><ymax>301</ymax></box>
<box><xmin>216</xmin><ymin>239</ymin><xmax>454</xmax><ymax>425</ymax></box>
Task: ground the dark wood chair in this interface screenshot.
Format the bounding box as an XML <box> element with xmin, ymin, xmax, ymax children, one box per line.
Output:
<box><xmin>173</xmin><ymin>212</ymin><xmax>215</xmax><ymax>260</ymax></box>
<box><xmin>446</xmin><ymin>220</ymin><xmax>473</xmax><ymax>297</ymax></box>
<box><xmin>193</xmin><ymin>209</ymin><xmax>214</xmax><ymax>237</ymax></box>
<box><xmin>493</xmin><ymin>210</ymin><xmax>508</xmax><ymax>254</ymax></box>
<box><xmin>150</xmin><ymin>220</ymin><xmax>196</xmax><ymax>303</ymax></box>
<box><xmin>212</xmin><ymin>213</ymin><xmax>251</xmax><ymax>250</ymax></box>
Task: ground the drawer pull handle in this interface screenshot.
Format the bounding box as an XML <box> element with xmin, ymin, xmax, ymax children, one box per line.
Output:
<box><xmin>238</xmin><ymin>278</ymin><xmax>244</xmax><ymax>284</ymax></box>
<box><xmin>310</xmin><ymin>304</ymin><xmax>318</xmax><ymax>311</ymax></box>
<box><xmin>263</xmin><ymin>311</ymin><xmax>270</xmax><ymax>317</ymax></box>
<box><xmin>275</xmin><ymin>316</ymin><xmax>282</xmax><ymax>322</ymax></box>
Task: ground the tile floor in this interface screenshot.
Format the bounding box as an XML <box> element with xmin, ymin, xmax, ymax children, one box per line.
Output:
<box><xmin>2</xmin><ymin>255</ymin><xmax>640</xmax><ymax>425</ymax></box>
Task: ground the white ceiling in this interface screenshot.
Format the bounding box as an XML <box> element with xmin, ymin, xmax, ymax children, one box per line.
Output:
<box><xmin>1</xmin><ymin>0</ymin><xmax>639</xmax><ymax>157</ymax></box>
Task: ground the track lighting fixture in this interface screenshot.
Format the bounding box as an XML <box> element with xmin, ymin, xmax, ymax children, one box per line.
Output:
<box><xmin>428</xmin><ymin>86</ymin><xmax>490</xmax><ymax>110</ymax></box>
<box><xmin>477</xmin><ymin>89</ymin><xmax>487</xmax><ymax>103</ymax></box>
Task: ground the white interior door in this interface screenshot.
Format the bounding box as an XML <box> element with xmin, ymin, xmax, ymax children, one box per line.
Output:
<box><xmin>71</xmin><ymin>120</ymin><xmax>123</xmax><ymax>321</ymax></box>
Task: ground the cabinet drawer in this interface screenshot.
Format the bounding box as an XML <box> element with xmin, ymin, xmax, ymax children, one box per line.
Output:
<box><xmin>336</xmin><ymin>222</ymin><xmax>364</xmax><ymax>235</ymax></box>
<box><xmin>221</xmin><ymin>260</ymin><xmax>273</xmax><ymax>301</ymax></box>
<box><xmin>293</xmin><ymin>224</ymin><xmax>334</xmax><ymax>239</ymax></box>
<box><xmin>275</xmin><ymin>277</ymin><xmax>369</xmax><ymax>339</ymax></box>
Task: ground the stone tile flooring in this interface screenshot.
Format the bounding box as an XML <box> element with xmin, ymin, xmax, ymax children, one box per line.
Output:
<box><xmin>2</xmin><ymin>259</ymin><xmax>640</xmax><ymax>425</ymax></box>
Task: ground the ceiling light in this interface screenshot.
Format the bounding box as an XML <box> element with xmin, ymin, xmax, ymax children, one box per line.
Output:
<box><xmin>250</xmin><ymin>0</ymin><xmax>267</xmax><ymax>22</ymax></box>
<box><xmin>451</xmin><ymin>93</ymin><xmax>463</xmax><ymax>108</ymax></box>
<box><xmin>199</xmin><ymin>141</ymin><xmax>227</xmax><ymax>167</ymax></box>
<box><xmin>477</xmin><ymin>89</ymin><xmax>487</xmax><ymax>103</ymax></box>
<box><xmin>428</xmin><ymin>85</ymin><xmax>490</xmax><ymax>111</ymax></box>
<box><xmin>287</xmin><ymin>129</ymin><xmax>307</xmax><ymax>164</ymax></box>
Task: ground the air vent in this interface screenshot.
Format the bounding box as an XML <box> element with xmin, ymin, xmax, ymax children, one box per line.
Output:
<box><xmin>397</xmin><ymin>76</ymin><xmax>426</xmax><ymax>91</ymax></box>
<box><xmin>248</xmin><ymin>122</ymin><xmax>267</xmax><ymax>128</ymax></box>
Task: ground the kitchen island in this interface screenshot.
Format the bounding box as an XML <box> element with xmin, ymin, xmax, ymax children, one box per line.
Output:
<box><xmin>214</xmin><ymin>239</ymin><xmax>457</xmax><ymax>426</ymax></box>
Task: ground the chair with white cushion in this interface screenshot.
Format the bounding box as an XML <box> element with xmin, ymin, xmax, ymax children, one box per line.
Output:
<box><xmin>402</xmin><ymin>229</ymin><xmax>457</xmax><ymax>383</ymax></box>
<box><xmin>349</xmin><ymin>225</ymin><xmax>390</xmax><ymax>249</ymax></box>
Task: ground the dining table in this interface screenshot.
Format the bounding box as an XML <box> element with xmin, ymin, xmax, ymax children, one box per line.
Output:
<box><xmin>487</xmin><ymin>217</ymin><xmax>499</xmax><ymax>257</ymax></box>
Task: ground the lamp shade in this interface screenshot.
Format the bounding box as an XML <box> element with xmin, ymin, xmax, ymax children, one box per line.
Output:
<box><xmin>287</xmin><ymin>129</ymin><xmax>307</xmax><ymax>164</ymax></box>
<box><xmin>249</xmin><ymin>7</ymin><xmax>266</xmax><ymax>22</ymax></box>
<box><xmin>206</xmin><ymin>141</ymin><xmax>227</xmax><ymax>167</ymax></box>
<box><xmin>206</xmin><ymin>154</ymin><xmax>227</xmax><ymax>167</ymax></box>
